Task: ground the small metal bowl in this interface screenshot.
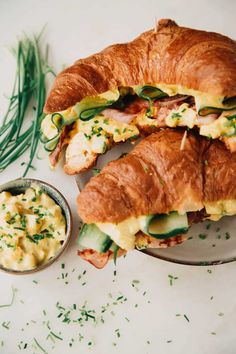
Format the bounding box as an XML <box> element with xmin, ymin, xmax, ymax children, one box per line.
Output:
<box><xmin>0</xmin><ymin>178</ymin><xmax>72</xmax><ymax>275</ymax></box>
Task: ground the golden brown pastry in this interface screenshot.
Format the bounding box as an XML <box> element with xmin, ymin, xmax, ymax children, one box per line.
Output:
<box><xmin>78</xmin><ymin>129</ymin><xmax>203</xmax><ymax>223</ymax></box>
<box><xmin>77</xmin><ymin>129</ymin><xmax>236</xmax><ymax>268</ymax></box>
<box><xmin>41</xmin><ymin>19</ymin><xmax>236</xmax><ymax>174</ymax></box>
<box><xmin>44</xmin><ymin>19</ymin><xmax>236</xmax><ymax>112</ymax></box>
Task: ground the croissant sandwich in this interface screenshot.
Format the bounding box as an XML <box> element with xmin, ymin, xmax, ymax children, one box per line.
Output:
<box><xmin>41</xmin><ymin>19</ymin><xmax>236</xmax><ymax>175</ymax></box>
<box><xmin>76</xmin><ymin>129</ymin><xmax>236</xmax><ymax>268</ymax></box>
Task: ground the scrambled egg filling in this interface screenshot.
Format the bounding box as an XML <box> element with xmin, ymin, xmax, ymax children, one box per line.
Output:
<box><xmin>97</xmin><ymin>216</ymin><xmax>147</xmax><ymax>251</ymax></box>
<box><xmin>0</xmin><ymin>185</ymin><xmax>66</xmax><ymax>271</ymax></box>
<box><xmin>64</xmin><ymin>116</ymin><xmax>139</xmax><ymax>171</ymax></box>
<box><xmin>205</xmin><ymin>200</ymin><xmax>236</xmax><ymax>221</ymax></box>
<box><xmin>41</xmin><ymin>84</ymin><xmax>236</xmax><ymax>170</ymax></box>
<box><xmin>96</xmin><ymin>200</ymin><xmax>236</xmax><ymax>251</ymax></box>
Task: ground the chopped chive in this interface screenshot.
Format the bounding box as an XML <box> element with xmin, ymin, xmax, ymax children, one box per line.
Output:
<box><xmin>168</xmin><ymin>274</ymin><xmax>178</xmax><ymax>286</ymax></box>
<box><xmin>184</xmin><ymin>314</ymin><xmax>190</xmax><ymax>322</ymax></box>
<box><xmin>198</xmin><ymin>233</ymin><xmax>207</xmax><ymax>240</ymax></box>
<box><xmin>115</xmin><ymin>329</ymin><xmax>121</xmax><ymax>338</ymax></box>
<box><xmin>50</xmin><ymin>331</ymin><xmax>63</xmax><ymax>341</ymax></box>
<box><xmin>33</xmin><ymin>338</ymin><xmax>47</xmax><ymax>353</ymax></box>
<box><xmin>0</xmin><ymin>287</ymin><xmax>17</xmax><ymax>308</ymax></box>
<box><xmin>225</xmin><ymin>232</ymin><xmax>231</xmax><ymax>240</ymax></box>
<box><xmin>2</xmin><ymin>321</ymin><xmax>10</xmax><ymax>330</ymax></box>
<box><xmin>92</xmin><ymin>168</ymin><xmax>101</xmax><ymax>176</ymax></box>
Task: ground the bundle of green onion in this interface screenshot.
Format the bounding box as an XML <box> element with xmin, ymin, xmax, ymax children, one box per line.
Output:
<box><xmin>0</xmin><ymin>32</ymin><xmax>54</xmax><ymax>176</ymax></box>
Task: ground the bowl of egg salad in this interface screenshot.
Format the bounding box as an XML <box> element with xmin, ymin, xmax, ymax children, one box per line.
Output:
<box><xmin>0</xmin><ymin>178</ymin><xmax>72</xmax><ymax>274</ymax></box>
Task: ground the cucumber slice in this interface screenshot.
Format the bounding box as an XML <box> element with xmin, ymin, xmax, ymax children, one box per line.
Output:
<box><xmin>77</xmin><ymin>224</ymin><xmax>113</xmax><ymax>253</ymax></box>
<box><xmin>134</xmin><ymin>85</ymin><xmax>168</xmax><ymax>117</ymax></box>
<box><xmin>198</xmin><ymin>106</ymin><xmax>236</xmax><ymax>116</ymax></box>
<box><xmin>135</xmin><ymin>85</ymin><xmax>168</xmax><ymax>100</ymax></box>
<box><xmin>140</xmin><ymin>212</ymin><xmax>189</xmax><ymax>239</ymax></box>
<box><xmin>77</xmin><ymin>91</ymin><xmax>120</xmax><ymax>121</ymax></box>
<box><xmin>198</xmin><ymin>96</ymin><xmax>236</xmax><ymax>116</ymax></box>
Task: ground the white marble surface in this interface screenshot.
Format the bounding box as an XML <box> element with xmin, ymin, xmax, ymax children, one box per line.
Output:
<box><xmin>0</xmin><ymin>0</ymin><xmax>236</xmax><ymax>353</ymax></box>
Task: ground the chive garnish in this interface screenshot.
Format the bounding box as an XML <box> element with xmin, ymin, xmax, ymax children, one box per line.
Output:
<box><xmin>92</xmin><ymin>168</ymin><xmax>101</xmax><ymax>176</ymax></box>
<box><xmin>198</xmin><ymin>233</ymin><xmax>207</xmax><ymax>240</ymax></box>
<box><xmin>2</xmin><ymin>322</ymin><xmax>10</xmax><ymax>330</ymax></box>
<box><xmin>33</xmin><ymin>337</ymin><xmax>48</xmax><ymax>353</ymax></box>
<box><xmin>225</xmin><ymin>232</ymin><xmax>231</xmax><ymax>240</ymax></box>
<box><xmin>171</xmin><ymin>112</ymin><xmax>182</xmax><ymax>119</ymax></box>
<box><xmin>184</xmin><ymin>314</ymin><xmax>190</xmax><ymax>322</ymax></box>
<box><xmin>50</xmin><ymin>331</ymin><xmax>63</xmax><ymax>341</ymax></box>
<box><xmin>168</xmin><ymin>274</ymin><xmax>178</xmax><ymax>286</ymax></box>
<box><xmin>0</xmin><ymin>32</ymin><xmax>54</xmax><ymax>176</ymax></box>
<box><xmin>0</xmin><ymin>287</ymin><xmax>17</xmax><ymax>308</ymax></box>
<box><xmin>115</xmin><ymin>328</ymin><xmax>121</xmax><ymax>338</ymax></box>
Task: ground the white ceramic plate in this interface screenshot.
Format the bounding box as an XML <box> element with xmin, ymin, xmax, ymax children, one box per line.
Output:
<box><xmin>75</xmin><ymin>140</ymin><xmax>236</xmax><ymax>266</ymax></box>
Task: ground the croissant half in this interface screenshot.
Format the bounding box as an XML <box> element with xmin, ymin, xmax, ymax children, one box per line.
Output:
<box><xmin>44</xmin><ymin>19</ymin><xmax>236</xmax><ymax>112</ymax></box>
<box><xmin>41</xmin><ymin>19</ymin><xmax>236</xmax><ymax>174</ymax></box>
<box><xmin>77</xmin><ymin>129</ymin><xmax>236</xmax><ymax>268</ymax></box>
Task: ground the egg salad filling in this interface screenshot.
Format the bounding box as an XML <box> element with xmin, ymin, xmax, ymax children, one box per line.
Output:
<box><xmin>63</xmin><ymin>116</ymin><xmax>139</xmax><ymax>173</ymax></box>
<box><xmin>78</xmin><ymin>212</ymin><xmax>189</xmax><ymax>253</ymax></box>
<box><xmin>0</xmin><ymin>185</ymin><xmax>66</xmax><ymax>271</ymax></box>
<box><xmin>205</xmin><ymin>200</ymin><xmax>236</xmax><ymax>221</ymax></box>
<box><xmin>78</xmin><ymin>200</ymin><xmax>236</xmax><ymax>253</ymax></box>
<box><xmin>41</xmin><ymin>84</ymin><xmax>236</xmax><ymax>173</ymax></box>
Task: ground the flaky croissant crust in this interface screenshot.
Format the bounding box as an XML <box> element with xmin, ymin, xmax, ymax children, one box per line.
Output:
<box><xmin>77</xmin><ymin>129</ymin><xmax>236</xmax><ymax>224</ymax></box>
<box><xmin>44</xmin><ymin>19</ymin><xmax>236</xmax><ymax>114</ymax></box>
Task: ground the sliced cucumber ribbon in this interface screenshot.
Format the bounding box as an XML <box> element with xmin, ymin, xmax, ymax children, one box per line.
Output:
<box><xmin>78</xmin><ymin>211</ymin><xmax>189</xmax><ymax>256</ymax></box>
<box><xmin>41</xmin><ymin>82</ymin><xmax>236</xmax><ymax>153</ymax></box>
<box><xmin>40</xmin><ymin>113</ymin><xmax>65</xmax><ymax>152</ymax></box>
<box><xmin>134</xmin><ymin>85</ymin><xmax>168</xmax><ymax>116</ymax></box>
<box><xmin>140</xmin><ymin>212</ymin><xmax>189</xmax><ymax>239</ymax></box>
<box><xmin>40</xmin><ymin>90</ymin><xmax>120</xmax><ymax>151</ymax></box>
<box><xmin>78</xmin><ymin>223</ymin><xmax>114</xmax><ymax>253</ymax></box>
<box><xmin>198</xmin><ymin>96</ymin><xmax>236</xmax><ymax>116</ymax></box>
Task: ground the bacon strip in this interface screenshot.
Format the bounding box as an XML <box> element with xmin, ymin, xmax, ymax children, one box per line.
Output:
<box><xmin>102</xmin><ymin>109</ymin><xmax>137</xmax><ymax>124</ymax></box>
<box><xmin>78</xmin><ymin>248</ymin><xmax>126</xmax><ymax>269</ymax></box>
<box><xmin>78</xmin><ymin>249</ymin><xmax>110</xmax><ymax>269</ymax></box>
<box><xmin>49</xmin><ymin>126</ymin><xmax>70</xmax><ymax>167</ymax></box>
